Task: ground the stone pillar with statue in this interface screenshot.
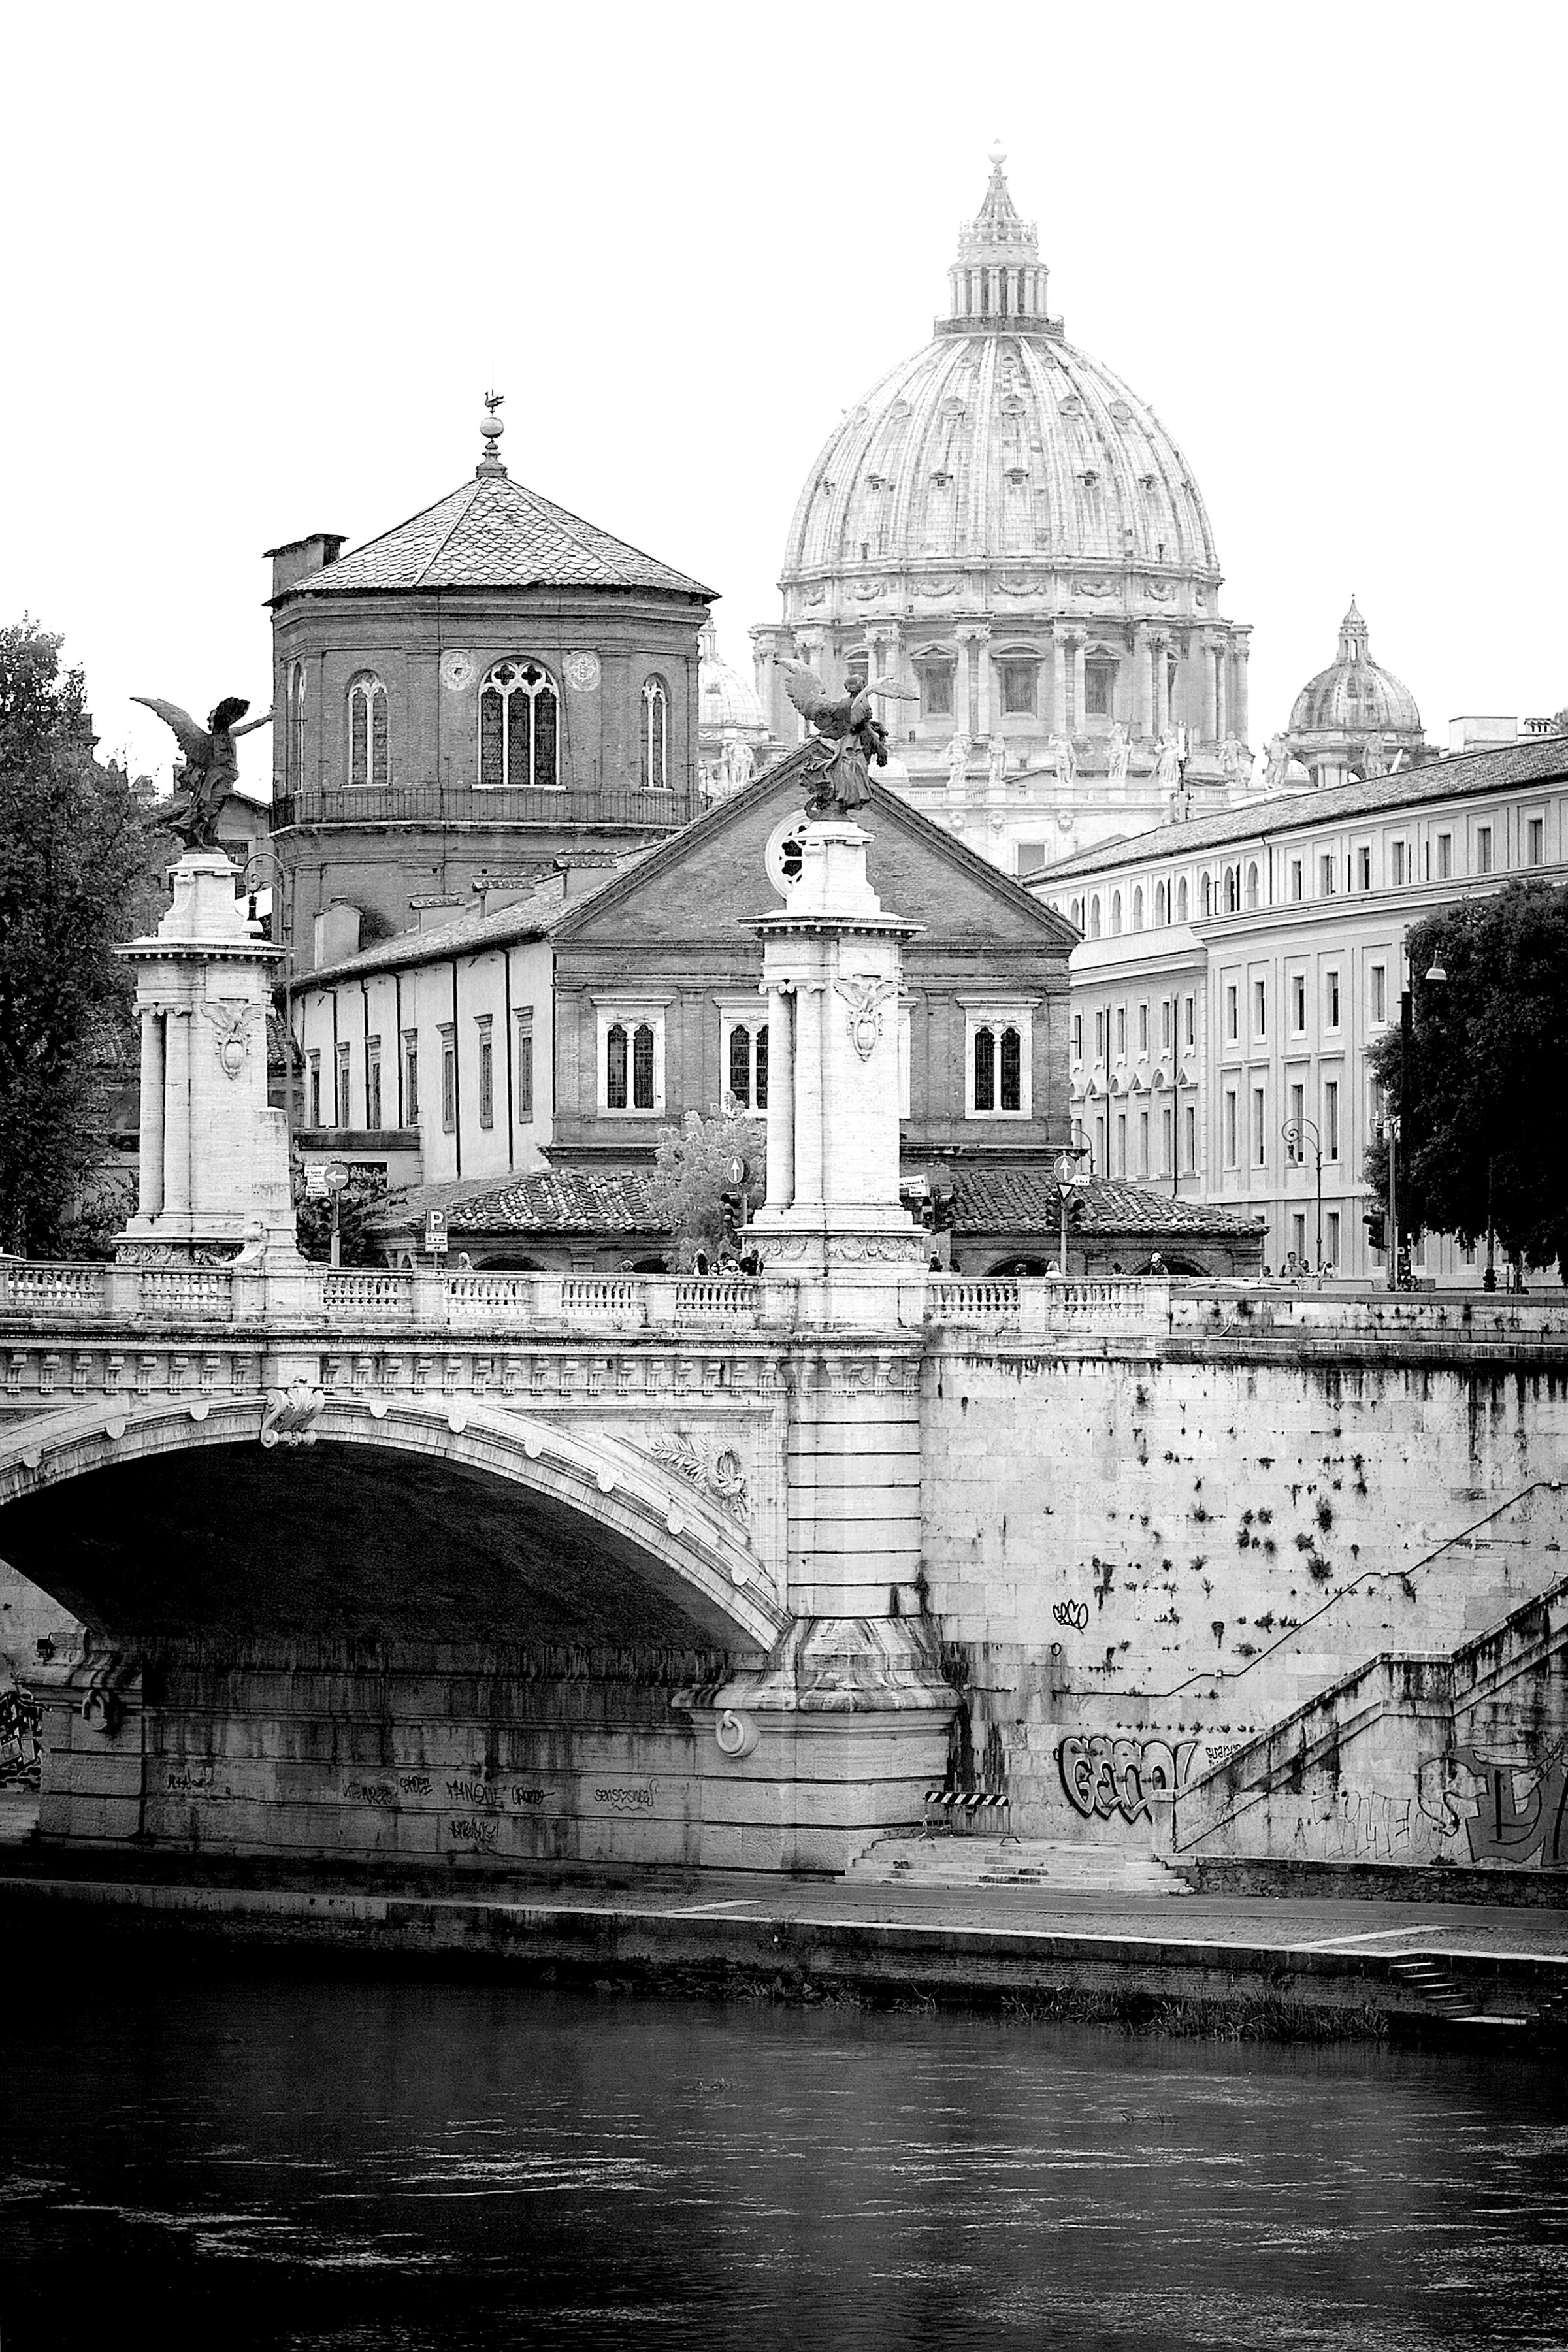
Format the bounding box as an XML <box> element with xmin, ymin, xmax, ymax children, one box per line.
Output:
<box><xmin>115</xmin><ymin>851</ymin><xmax>299</xmax><ymax>1267</ymax></box>
<box><xmin>689</xmin><ymin>711</ymin><xmax>953</xmax><ymax>1869</ymax></box>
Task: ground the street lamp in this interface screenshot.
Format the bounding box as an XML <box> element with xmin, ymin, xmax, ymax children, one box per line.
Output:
<box><xmin>1281</xmin><ymin>1117</ymin><xmax>1323</xmax><ymax>1277</ymax></box>
<box><xmin>321</xmin><ymin>1160</ymin><xmax>350</xmax><ymax>1268</ymax></box>
<box><xmin>241</xmin><ymin>845</ymin><xmax>296</xmax><ymax>1169</ymax></box>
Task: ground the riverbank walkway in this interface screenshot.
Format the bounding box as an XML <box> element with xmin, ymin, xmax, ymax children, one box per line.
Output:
<box><xmin>5</xmin><ymin>1791</ymin><xmax>1566</xmax><ymax>2036</ymax></box>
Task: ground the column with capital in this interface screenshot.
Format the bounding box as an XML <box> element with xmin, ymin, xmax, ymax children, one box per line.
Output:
<box><xmin>1134</xmin><ymin>627</ymin><xmax>1154</xmax><ymax>737</ymax></box>
<box><xmin>137</xmin><ymin>1007</ymin><xmax>166</xmax><ymax>1218</ymax></box>
<box><xmin>162</xmin><ymin>1007</ymin><xmax>193</xmax><ymax>1219</ymax></box>
<box><xmin>1232</xmin><ymin>630</ymin><xmax>1250</xmax><ymax>744</ymax></box>
<box><xmin>1203</xmin><ymin>642</ymin><xmax>1219</xmax><ymax>743</ymax></box>
<box><xmin>1216</xmin><ymin>638</ymin><xmax>1230</xmax><ymax>743</ymax></box>
<box><xmin>1071</xmin><ymin>636</ymin><xmax>1085</xmax><ymax>734</ymax></box>
<box><xmin>1052</xmin><ymin>626</ymin><xmax>1068</xmax><ymax>736</ymax></box>
<box><xmin>972</xmin><ymin>622</ymin><xmax>992</xmax><ymax>740</ymax></box>
<box><xmin>956</xmin><ymin>632</ymin><xmax>974</xmax><ymax>742</ymax></box>
<box><xmin>763</xmin><ymin>981</ymin><xmax>796</xmax><ymax>1211</ymax></box>
<box><xmin>1152</xmin><ymin>633</ymin><xmax>1171</xmax><ymax>738</ymax></box>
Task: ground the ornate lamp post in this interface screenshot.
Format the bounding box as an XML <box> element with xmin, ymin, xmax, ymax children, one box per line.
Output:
<box><xmin>1281</xmin><ymin>1116</ymin><xmax>1323</xmax><ymax>1277</ymax></box>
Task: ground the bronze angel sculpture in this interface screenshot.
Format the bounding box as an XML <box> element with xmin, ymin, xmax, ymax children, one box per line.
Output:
<box><xmin>774</xmin><ymin>659</ymin><xmax>919</xmax><ymax>818</ymax></box>
<box><xmin>131</xmin><ymin>694</ymin><xmax>271</xmax><ymax>851</ymax></box>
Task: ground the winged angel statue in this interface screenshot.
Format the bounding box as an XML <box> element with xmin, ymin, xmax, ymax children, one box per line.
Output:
<box><xmin>131</xmin><ymin>694</ymin><xmax>271</xmax><ymax>851</ymax></box>
<box><xmin>774</xmin><ymin>660</ymin><xmax>919</xmax><ymax>819</ymax></box>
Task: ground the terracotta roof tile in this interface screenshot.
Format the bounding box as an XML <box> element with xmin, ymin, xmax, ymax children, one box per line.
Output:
<box><xmin>368</xmin><ymin>1167</ymin><xmax>666</xmax><ymax>1237</ymax></box>
<box><xmin>950</xmin><ymin>1169</ymin><xmax>1265</xmax><ymax>1237</ymax></box>
<box><xmin>1028</xmin><ymin>733</ymin><xmax>1568</xmax><ymax>885</ymax></box>
<box><xmin>283</xmin><ymin>472</ymin><xmax>714</xmax><ymax>600</ymax></box>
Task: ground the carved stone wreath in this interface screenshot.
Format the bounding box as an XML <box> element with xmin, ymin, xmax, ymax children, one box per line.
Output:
<box><xmin>563</xmin><ymin>651</ymin><xmax>601</xmax><ymax>693</ymax></box>
<box><xmin>647</xmin><ymin>1428</ymin><xmax>750</xmax><ymax>1527</ymax></box>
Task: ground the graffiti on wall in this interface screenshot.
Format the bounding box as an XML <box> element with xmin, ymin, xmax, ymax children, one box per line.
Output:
<box><xmin>1450</xmin><ymin>1742</ymin><xmax>1568</xmax><ymax>1869</ymax></box>
<box><xmin>1059</xmin><ymin>1734</ymin><xmax>1231</xmax><ymax>1823</ymax></box>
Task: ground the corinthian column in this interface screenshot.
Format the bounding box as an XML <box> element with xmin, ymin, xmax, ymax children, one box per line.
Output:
<box><xmin>1052</xmin><ymin>626</ymin><xmax>1068</xmax><ymax>733</ymax></box>
<box><xmin>1152</xmin><ymin>632</ymin><xmax>1170</xmax><ymax>737</ymax></box>
<box><xmin>137</xmin><ymin>1006</ymin><xmax>165</xmax><ymax>1218</ymax></box>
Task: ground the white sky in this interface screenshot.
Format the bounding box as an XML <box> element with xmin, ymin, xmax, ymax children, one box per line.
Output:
<box><xmin>2</xmin><ymin>0</ymin><xmax>1564</xmax><ymax>801</ymax></box>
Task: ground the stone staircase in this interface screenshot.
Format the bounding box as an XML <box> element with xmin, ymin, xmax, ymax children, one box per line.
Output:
<box><xmin>1169</xmin><ymin>1563</ymin><xmax>1568</xmax><ymax>1868</ymax></box>
<box><xmin>1152</xmin><ymin>1480</ymin><xmax>1565</xmax><ymax>1734</ymax></box>
<box><xmin>849</xmin><ymin>1832</ymin><xmax>1190</xmax><ymax>1895</ymax></box>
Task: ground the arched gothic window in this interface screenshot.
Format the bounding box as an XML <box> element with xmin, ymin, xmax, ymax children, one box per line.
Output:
<box><xmin>641</xmin><ymin>674</ymin><xmax>669</xmax><ymax>791</ymax></box>
<box><xmin>1177</xmin><ymin>877</ymin><xmax>1190</xmax><ymax>924</ymax></box>
<box><xmin>1110</xmin><ymin>890</ymin><xmax>1123</xmax><ymax>936</ymax></box>
<box><xmin>606</xmin><ymin>1020</ymin><xmax>657</xmax><ymax>1111</ymax></box>
<box><xmin>1224</xmin><ymin>865</ymin><xmax>1239</xmax><ymax>914</ymax></box>
<box><xmin>1155</xmin><ymin>881</ymin><xmax>1168</xmax><ymax>926</ymax></box>
<box><xmin>478</xmin><ymin>661</ymin><xmax>560</xmax><ymax>790</ymax></box>
<box><xmin>1246</xmin><ymin>860</ymin><xmax>1260</xmax><ymax>909</ymax></box>
<box><xmin>1070</xmin><ymin>897</ymin><xmax>1083</xmax><ymax>931</ymax></box>
<box><xmin>1132</xmin><ymin>886</ymin><xmax>1144</xmax><ymax>932</ymax></box>
<box><xmin>287</xmin><ymin>661</ymin><xmax>306</xmax><ymax>790</ymax></box>
<box><xmin>1201</xmin><ymin>874</ymin><xmax>1213</xmax><ymax>919</ymax></box>
<box><xmin>972</xmin><ymin>1024</ymin><xmax>1022</xmax><ymax>1113</ymax></box>
<box><xmin>347</xmin><ymin>674</ymin><xmax>389</xmax><ymax>789</ymax></box>
<box><xmin>1089</xmin><ymin>895</ymin><xmax>1102</xmax><ymax>939</ymax></box>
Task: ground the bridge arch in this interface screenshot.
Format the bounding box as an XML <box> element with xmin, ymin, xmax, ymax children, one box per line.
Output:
<box><xmin>0</xmin><ymin>1394</ymin><xmax>786</xmax><ymax>1654</ymax></box>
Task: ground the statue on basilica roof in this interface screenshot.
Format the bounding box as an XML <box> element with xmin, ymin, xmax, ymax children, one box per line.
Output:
<box><xmin>774</xmin><ymin>658</ymin><xmax>919</xmax><ymax>818</ymax></box>
<box><xmin>131</xmin><ymin>694</ymin><xmax>271</xmax><ymax>851</ymax></box>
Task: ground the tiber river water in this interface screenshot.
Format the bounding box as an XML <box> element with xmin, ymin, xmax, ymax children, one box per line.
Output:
<box><xmin>2</xmin><ymin>1964</ymin><xmax>1567</xmax><ymax>2351</ymax></box>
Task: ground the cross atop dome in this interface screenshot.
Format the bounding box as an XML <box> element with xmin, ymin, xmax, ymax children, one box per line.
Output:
<box><xmin>943</xmin><ymin>152</ymin><xmax>1060</xmax><ymax>338</ymax></box>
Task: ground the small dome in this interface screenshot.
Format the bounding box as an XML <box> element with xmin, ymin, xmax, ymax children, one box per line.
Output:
<box><xmin>698</xmin><ymin>623</ymin><xmax>766</xmax><ymax>734</ymax></box>
<box><xmin>1288</xmin><ymin>598</ymin><xmax>1422</xmax><ymax>740</ymax></box>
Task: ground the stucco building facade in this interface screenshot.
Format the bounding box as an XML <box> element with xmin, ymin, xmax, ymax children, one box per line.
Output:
<box><xmin>1026</xmin><ymin>732</ymin><xmax>1568</xmax><ymax>1282</ymax></box>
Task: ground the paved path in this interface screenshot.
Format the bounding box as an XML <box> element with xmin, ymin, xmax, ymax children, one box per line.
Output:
<box><xmin>2</xmin><ymin>1782</ymin><xmax>1564</xmax><ymax>1974</ymax></box>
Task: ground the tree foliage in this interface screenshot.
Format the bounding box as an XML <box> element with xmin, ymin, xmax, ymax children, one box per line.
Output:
<box><xmin>648</xmin><ymin>1108</ymin><xmax>766</xmax><ymax>1271</ymax></box>
<box><xmin>1364</xmin><ymin>882</ymin><xmax>1568</xmax><ymax>1279</ymax></box>
<box><xmin>0</xmin><ymin>621</ymin><xmax>164</xmax><ymax>1255</ymax></box>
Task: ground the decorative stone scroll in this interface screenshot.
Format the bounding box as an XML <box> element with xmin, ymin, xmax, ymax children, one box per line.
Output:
<box><xmin>647</xmin><ymin>1427</ymin><xmax>750</xmax><ymax>1527</ymax></box>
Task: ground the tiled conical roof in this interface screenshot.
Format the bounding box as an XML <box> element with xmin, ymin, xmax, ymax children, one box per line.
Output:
<box><xmin>287</xmin><ymin>465</ymin><xmax>713</xmax><ymax>600</ymax></box>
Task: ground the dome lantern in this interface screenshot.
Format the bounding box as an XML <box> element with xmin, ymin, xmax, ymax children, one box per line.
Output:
<box><xmin>941</xmin><ymin>151</ymin><xmax>1060</xmax><ymax>339</ymax></box>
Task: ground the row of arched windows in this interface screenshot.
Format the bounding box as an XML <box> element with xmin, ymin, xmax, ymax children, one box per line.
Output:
<box><xmin>282</xmin><ymin>659</ymin><xmax>672</xmax><ymax>792</ymax></box>
<box><xmin>1070</xmin><ymin>858</ymin><xmax>1264</xmax><ymax>938</ymax></box>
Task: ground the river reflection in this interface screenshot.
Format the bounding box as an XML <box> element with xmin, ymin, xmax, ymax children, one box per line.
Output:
<box><xmin>3</xmin><ymin>1963</ymin><xmax>1567</xmax><ymax>2349</ymax></box>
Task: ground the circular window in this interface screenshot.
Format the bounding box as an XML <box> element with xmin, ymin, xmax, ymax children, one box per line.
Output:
<box><xmin>764</xmin><ymin>809</ymin><xmax>811</xmax><ymax>898</ymax></box>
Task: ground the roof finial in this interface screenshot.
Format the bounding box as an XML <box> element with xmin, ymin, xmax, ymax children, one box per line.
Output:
<box><xmin>478</xmin><ymin>389</ymin><xmax>506</xmax><ymax>480</ymax></box>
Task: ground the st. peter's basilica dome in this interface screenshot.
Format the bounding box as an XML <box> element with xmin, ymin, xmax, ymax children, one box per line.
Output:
<box><xmin>752</xmin><ymin>154</ymin><xmax>1253</xmax><ymax>874</ymax></box>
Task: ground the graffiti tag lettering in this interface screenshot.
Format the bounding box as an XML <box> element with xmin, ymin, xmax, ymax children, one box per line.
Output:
<box><xmin>1057</xmin><ymin>1734</ymin><xmax>1203</xmax><ymax>1823</ymax></box>
<box><xmin>1053</xmin><ymin>1599</ymin><xmax>1090</xmax><ymax>1633</ymax></box>
<box><xmin>592</xmin><ymin>1783</ymin><xmax>655</xmax><ymax>1812</ymax></box>
<box><xmin>1451</xmin><ymin>1744</ymin><xmax>1568</xmax><ymax>1869</ymax></box>
<box><xmin>447</xmin><ymin>1814</ymin><xmax>500</xmax><ymax>1850</ymax></box>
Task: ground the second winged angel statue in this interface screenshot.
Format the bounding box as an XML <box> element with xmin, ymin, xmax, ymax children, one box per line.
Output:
<box><xmin>774</xmin><ymin>660</ymin><xmax>919</xmax><ymax>818</ymax></box>
<box><xmin>132</xmin><ymin>694</ymin><xmax>271</xmax><ymax>851</ymax></box>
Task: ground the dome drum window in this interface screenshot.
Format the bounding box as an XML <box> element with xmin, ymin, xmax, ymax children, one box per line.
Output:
<box><xmin>347</xmin><ymin>674</ymin><xmax>389</xmax><ymax>789</ymax></box>
<box><xmin>478</xmin><ymin>661</ymin><xmax>560</xmax><ymax>791</ymax></box>
<box><xmin>996</xmin><ymin>655</ymin><xmax>1039</xmax><ymax>717</ymax></box>
<box><xmin>1084</xmin><ymin>657</ymin><xmax>1117</xmax><ymax>721</ymax></box>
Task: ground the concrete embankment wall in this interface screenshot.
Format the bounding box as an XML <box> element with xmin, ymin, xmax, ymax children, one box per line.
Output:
<box><xmin>5</xmin><ymin>1867</ymin><xmax>1565</xmax><ymax>2040</ymax></box>
<box><xmin>920</xmin><ymin>1337</ymin><xmax>1568</xmax><ymax>1867</ymax></box>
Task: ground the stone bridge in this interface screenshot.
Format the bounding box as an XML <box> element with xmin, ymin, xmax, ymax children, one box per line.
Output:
<box><xmin>5</xmin><ymin>1253</ymin><xmax>1568</xmax><ymax>1876</ymax></box>
<box><xmin>3</xmin><ymin>836</ymin><xmax>1567</xmax><ymax>1880</ymax></box>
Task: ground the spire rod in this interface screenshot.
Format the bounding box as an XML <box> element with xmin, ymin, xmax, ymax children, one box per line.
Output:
<box><xmin>477</xmin><ymin>389</ymin><xmax>507</xmax><ymax>480</ymax></box>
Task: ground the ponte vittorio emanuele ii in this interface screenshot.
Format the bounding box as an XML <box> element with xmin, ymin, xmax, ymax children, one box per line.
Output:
<box><xmin>3</xmin><ymin>844</ymin><xmax>1567</xmax><ymax>1882</ymax></box>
